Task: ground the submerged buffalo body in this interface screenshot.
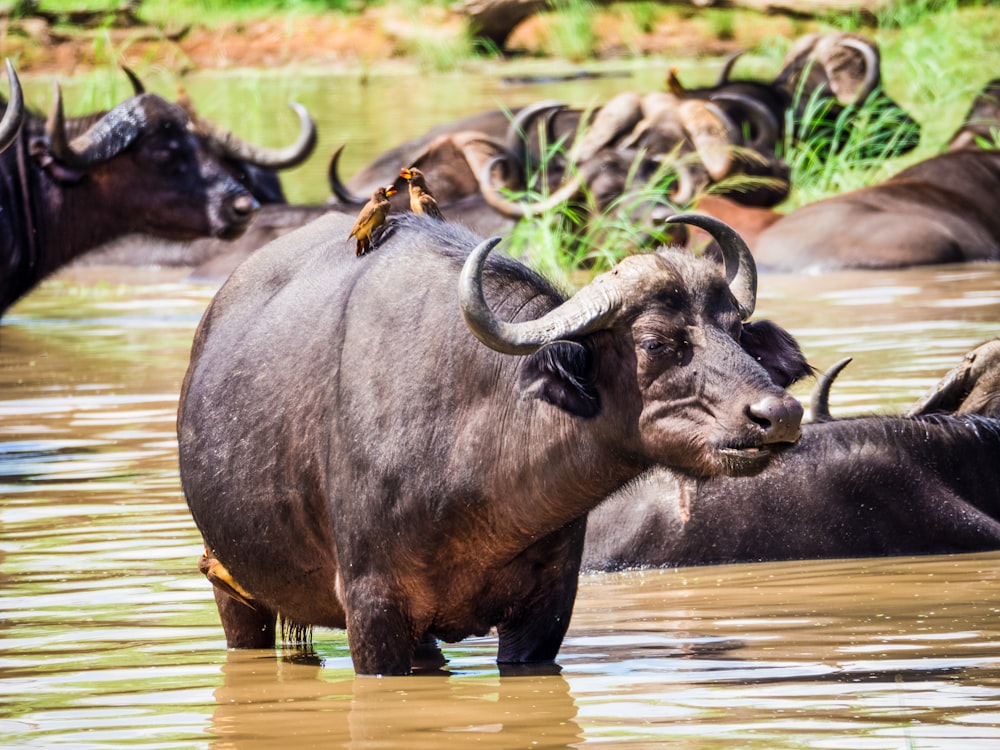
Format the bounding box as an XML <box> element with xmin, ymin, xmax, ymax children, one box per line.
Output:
<box><xmin>752</xmin><ymin>80</ymin><xmax>1000</xmax><ymax>271</ymax></box>
<box><xmin>584</xmin><ymin>342</ymin><xmax>1000</xmax><ymax>570</ymax></box>
<box><xmin>752</xmin><ymin>148</ymin><xmax>1000</xmax><ymax>270</ymax></box>
<box><xmin>178</xmin><ymin>212</ymin><xmax>805</xmax><ymax>675</ymax></box>
<box><xmin>584</xmin><ymin>415</ymin><xmax>1000</xmax><ymax>570</ymax></box>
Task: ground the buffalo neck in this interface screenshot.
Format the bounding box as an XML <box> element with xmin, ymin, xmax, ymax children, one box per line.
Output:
<box><xmin>467</xmin><ymin>366</ymin><xmax>649</xmax><ymax>566</ymax></box>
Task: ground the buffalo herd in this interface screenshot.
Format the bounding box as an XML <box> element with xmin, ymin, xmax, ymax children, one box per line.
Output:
<box><xmin>3</xmin><ymin>30</ymin><xmax>1000</xmax><ymax>675</ymax></box>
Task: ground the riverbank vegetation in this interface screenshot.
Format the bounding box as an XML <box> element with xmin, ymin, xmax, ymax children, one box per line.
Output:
<box><xmin>3</xmin><ymin>1</ymin><xmax>998</xmax><ymax>276</ymax></box>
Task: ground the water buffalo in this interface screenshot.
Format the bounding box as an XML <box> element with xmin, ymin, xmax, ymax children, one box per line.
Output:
<box><xmin>751</xmin><ymin>80</ymin><xmax>1000</xmax><ymax>271</ymax></box>
<box><xmin>476</xmin><ymin>90</ymin><xmax>790</xmax><ymax>221</ymax></box>
<box><xmin>670</xmin><ymin>31</ymin><xmax>921</xmax><ymax>160</ymax></box>
<box><xmin>177</xmin><ymin>212</ymin><xmax>805</xmax><ymax>675</ymax></box>
<box><xmin>582</xmin><ymin>342</ymin><xmax>1000</xmax><ymax>571</ymax></box>
<box><xmin>68</xmin><ymin>76</ymin><xmax>318</xmax><ymax>271</ymax></box>
<box><xmin>0</xmin><ymin>78</ymin><xmax>284</xmax><ymax>315</ymax></box>
<box><xmin>332</xmin><ymin>90</ymin><xmax>791</xmax><ymax>239</ymax></box>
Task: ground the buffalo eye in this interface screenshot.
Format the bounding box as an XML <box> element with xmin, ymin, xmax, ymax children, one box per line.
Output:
<box><xmin>146</xmin><ymin>139</ymin><xmax>190</xmax><ymax>175</ymax></box>
<box><xmin>639</xmin><ymin>338</ymin><xmax>666</xmax><ymax>354</ymax></box>
<box><xmin>639</xmin><ymin>333</ymin><xmax>692</xmax><ymax>366</ymax></box>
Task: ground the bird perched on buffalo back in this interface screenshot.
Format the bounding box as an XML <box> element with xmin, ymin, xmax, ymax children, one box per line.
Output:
<box><xmin>349</xmin><ymin>185</ymin><xmax>396</xmax><ymax>256</ymax></box>
<box><xmin>400</xmin><ymin>166</ymin><xmax>444</xmax><ymax>220</ymax></box>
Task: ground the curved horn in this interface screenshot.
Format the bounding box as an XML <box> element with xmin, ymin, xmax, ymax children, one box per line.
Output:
<box><xmin>831</xmin><ymin>37</ymin><xmax>880</xmax><ymax>105</ymax></box>
<box><xmin>716</xmin><ymin>49</ymin><xmax>746</xmax><ymax>85</ymax></box>
<box><xmin>678</xmin><ymin>100</ymin><xmax>739</xmax><ymax>181</ymax></box>
<box><xmin>505</xmin><ymin>99</ymin><xmax>567</xmax><ymax>155</ymax></box>
<box><xmin>665</xmin><ymin>212</ymin><xmax>757</xmax><ymax>319</ymax></box>
<box><xmin>478</xmin><ymin>155</ymin><xmax>587</xmax><ymax>219</ymax></box>
<box><xmin>46</xmin><ymin>83</ymin><xmax>149</xmax><ymax>169</ymax></box>
<box><xmin>574</xmin><ymin>91</ymin><xmax>643</xmax><ymax>164</ymax></box>
<box><xmin>0</xmin><ymin>59</ymin><xmax>24</xmax><ymax>153</ymax></box>
<box><xmin>459</xmin><ymin>237</ymin><xmax>624</xmax><ymax>356</ymax></box>
<box><xmin>326</xmin><ymin>144</ymin><xmax>369</xmax><ymax>206</ymax></box>
<box><xmin>709</xmin><ymin>92</ymin><xmax>780</xmax><ymax>152</ymax></box>
<box><xmin>668</xmin><ymin>161</ymin><xmax>697</xmax><ymax>205</ymax></box>
<box><xmin>810</xmin><ymin>357</ymin><xmax>852</xmax><ymax>422</ymax></box>
<box><xmin>121</xmin><ymin>65</ymin><xmax>145</xmax><ymax>95</ymax></box>
<box><xmin>195</xmin><ymin>101</ymin><xmax>318</xmax><ymax>169</ymax></box>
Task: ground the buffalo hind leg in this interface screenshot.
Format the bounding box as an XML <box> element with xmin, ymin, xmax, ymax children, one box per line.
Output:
<box><xmin>213</xmin><ymin>586</ymin><xmax>277</xmax><ymax>649</ymax></box>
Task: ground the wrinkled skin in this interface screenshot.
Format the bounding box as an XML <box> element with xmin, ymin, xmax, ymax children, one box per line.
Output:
<box><xmin>1</xmin><ymin>92</ymin><xmax>258</xmax><ymax>314</ymax></box>
<box><xmin>178</xmin><ymin>212</ymin><xmax>803</xmax><ymax>675</ymax></box>
<box><xmin>583</xmin><ymin>339</ymin><xmax>1000</xmax><ymax>570</ymax></box>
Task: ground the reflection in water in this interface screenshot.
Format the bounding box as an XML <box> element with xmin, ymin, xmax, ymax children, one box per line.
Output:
<box><xmin>2</xmin><ymin>195</ymin><xmax>1000</xmax><ymax>745</ymax></box>
<box><xmin>210</xmin><ymin>652</ymin><xmax>582</xmax><ymax>749</ymax></box>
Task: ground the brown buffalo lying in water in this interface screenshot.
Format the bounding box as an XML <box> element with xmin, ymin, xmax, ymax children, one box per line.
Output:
<box><xmin>751</xmin><ymin>80</ymin><xmax>1000</xmax><ymax>271</ymax></box>
<box><xmin>178</xmin><ymin>212</ymin><xmax>806</xmax><ymax>674</ymax></box>
<box><xmin>583</xmin><ymin>340</ymin><xmax>1000</xmax><ymax>571</ymax></box>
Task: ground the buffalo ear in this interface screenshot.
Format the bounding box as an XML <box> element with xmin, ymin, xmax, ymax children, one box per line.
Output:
<box><xmin>741</xmin><ymin>320</ymin><xmax>813</xmax><ymax>388</ymax></box>
<box><xmin>519</xmin><ymin>341</ymin><xmax>600</xmax><ymax>418</ymax></box>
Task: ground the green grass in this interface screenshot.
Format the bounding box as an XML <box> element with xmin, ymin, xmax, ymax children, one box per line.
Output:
<box><xmin>502</xmin><ymin>129</ymin><xmax>692</xmax><ymax>279</ymax></box>
<box><xmin>546</xmin><ymin>0</ymin><xmax>599</xmax><ymax>62</ymax></box>
<box><xmin>463</xmin><ymin>0</ymin><xmax>1000</xmax><ymax>277</ymax></box>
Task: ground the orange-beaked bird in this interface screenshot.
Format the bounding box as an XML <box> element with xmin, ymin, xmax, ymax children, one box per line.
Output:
<box><xmin>199</xmin><ymin>547</ymin><xmax>256</xmax><ymax>610</ymax></box>
<box><xmin>399</xmin><ymin>166</ymin><xmax>444</xmax><ymax>220</ymax></box>
<box><xmin>349</xmin><ymin>185</ymin><xmax>397</xmax><ymax>256</ymax></box>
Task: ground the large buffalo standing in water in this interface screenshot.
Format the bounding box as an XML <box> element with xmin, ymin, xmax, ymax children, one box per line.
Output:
<box><xmin>0</xmin><ymin>73</ymin><xmax>295</xmax><ymax>314</ymax></box>
<box><xmin>583</xmin><ymin>342</ymin><xmax>1000</xmax><ymax>571</ymax></box>
<box><xmin>178</xmin><ymin>212</ymin><xmax>806</xmax><ymax>675</ymax></box>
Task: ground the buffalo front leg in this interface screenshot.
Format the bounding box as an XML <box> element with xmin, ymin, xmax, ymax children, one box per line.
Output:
<box><xmin>345</xmin><ymin>584</ymin><xmax>420</xmax><ymax>675</ymax></box>
<box><xmin>212</xmin><ymin>585</ymin><xmax>277</xmax><ymax>648</ymax></box>
<box><xmin>496</xmin><ymin>518</ymin><xmax>585</xmax><ymax>666</ymax></box>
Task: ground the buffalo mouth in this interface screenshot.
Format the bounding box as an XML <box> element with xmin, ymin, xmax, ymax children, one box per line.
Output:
<box><xmin>716</xmin><ymin>441</ymin><xmax>789</xmax><ymax>475</ymax></box>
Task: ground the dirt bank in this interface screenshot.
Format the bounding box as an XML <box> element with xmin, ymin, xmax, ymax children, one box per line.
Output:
<box><xmin>2</xmin><ymin>4</ymin><xmax>808</xmax><ymax>76</ymax></box>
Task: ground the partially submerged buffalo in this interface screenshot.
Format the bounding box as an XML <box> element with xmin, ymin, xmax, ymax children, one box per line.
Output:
<box><xmin>178</xmin><ymin>212</ymin><xmax>805</xmax><ymax>675</ymax></box>
<box><xmin>1</xmin><ymin>76</ymin><xmax>271</xmax><ymax>314</ymax></box>
<box><xmin>70</xmin><ymin>80</ymin><xmax>318</xmax><ymax>272</ymax></box>
<box><xmin>583</xmin><ymin>342</ymin><xmax>1000</xmax><ymax>571</ymax></box>
<box><xmin>751</xmin><ymin>80</ymin><xmax>1000</xmax><ymax>271</ymax></box>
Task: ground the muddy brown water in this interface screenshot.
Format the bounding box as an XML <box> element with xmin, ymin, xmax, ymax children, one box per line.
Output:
<box><xmin>3</xmin><ymin>67</ymin><xmax>1000</xmax><ymax>748</ymax></box>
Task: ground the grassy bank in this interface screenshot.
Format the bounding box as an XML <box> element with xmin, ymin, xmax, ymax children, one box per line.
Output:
<box><xmin>5</xmin><ymin>1</ymin><xmax>998</xmax><ymax>276</ymax></box>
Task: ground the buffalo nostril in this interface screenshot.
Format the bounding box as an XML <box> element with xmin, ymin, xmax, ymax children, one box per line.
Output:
<box><xmin>748</xmin><ymin>394</ymin><xmax>804</xmax><ymax>444</ymax></box>
<box><xmin>232</xmin><ymin>194</ymin><xmax>260</xmax><ymax>217</ymax></box>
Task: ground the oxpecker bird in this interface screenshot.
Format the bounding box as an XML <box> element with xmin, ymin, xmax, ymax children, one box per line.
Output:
<box><xmin>348</xmin><ymin>185</ymin><xmax>396</xmax><ymax>256</ymax></box>
<box><xmin>199</xmin><ymin>548</ymin><xmax>256</xmax><ymax>610</ymax></box>
<box><xmin>400</xmin><ymin>166</ymin><xmax>444</xmax><ymax>220</ymax></box>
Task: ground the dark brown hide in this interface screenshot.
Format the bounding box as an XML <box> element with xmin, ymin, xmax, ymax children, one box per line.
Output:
<box><xmin>178</xmin><ymin>212</ymin><xmax>803</xmax><ymax>675</ymax></box>
<box><xmin>752</xmin><ymin>148</ymin><xmax>1000</xmax><ymax>270</ymax></box>
<box><xmin>584</xmin><ymin>340</ymin><xmax>1000</xmax><ymax>571</ymax></box>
